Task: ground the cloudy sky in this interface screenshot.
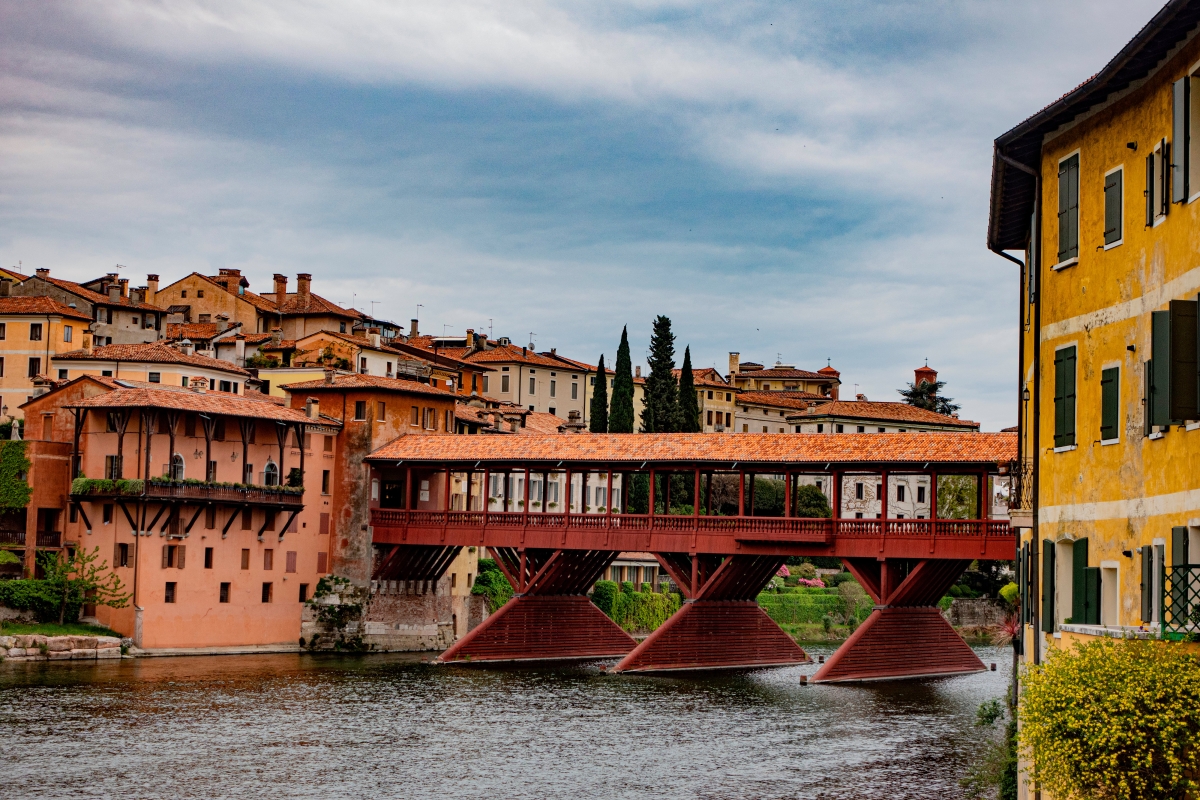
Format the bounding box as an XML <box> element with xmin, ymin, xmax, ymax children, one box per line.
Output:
<box><xmin>0</xmin><ymin>1</ymin><xmax>1167</xmax><ymax>428</ymax></box>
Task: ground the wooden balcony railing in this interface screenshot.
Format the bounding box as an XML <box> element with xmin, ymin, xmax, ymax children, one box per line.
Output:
<box><xmin>370</xmin><ymin>509</ymin><xmax>1009</xmax><ymax>538</ymax></box>
<box><xmin>72</xmin><ymin>479</ymin><xmax>304</xmax><ymax>508</ymax></box>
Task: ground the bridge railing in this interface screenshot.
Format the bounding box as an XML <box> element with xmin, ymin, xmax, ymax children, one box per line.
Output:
<box><xmin>370</xmin><ymin>509</ymin><xmax>1008</xmax><ymax>537</ymax></box>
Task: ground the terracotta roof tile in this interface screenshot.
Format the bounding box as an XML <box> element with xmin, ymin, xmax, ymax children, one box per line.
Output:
<box><xmin>737</xmin><ymin>367</ymin><xmax>831</xmax><ymax>380</ymax></box>
<box><xmin>165</xmin><ymin>322</ymin><xmax>242</xmax><ymax>341</ymax></box>
<box><xmin>53</xmin><ymin>343</ymin><xmax>250</xmax><ymax>375</ymax></box>
<box><xmin>786</xmin><ymin>400</ymin><xmax>978</xmax><ymax>428</ymax></box>
<box><xmin>0</xmin><ymin>296</ymin><xmax>93</xmax><ymax>321</ymax></box>
<box><xmin>366</xmin><ymin>431</ymin><xmax>1016</xmax><ymax>466</ymax></box>
<box><xmin>280</xmin><ymin>373</ymin><xmax>457</xmax><ymax>397</ymax></box>
<box><xmin>737</xmin><ymin>391</ymin><xmax>829</xmax><ymax>410</ymax></box>
<box><xmin>37</xmin><ymin>275</ymin><xmax>159</xmax><ymax>310</ymax></box>
<box><xmin>464</xmin><ymin>344</ymin><xmax>566</xmax><ymax>368</ymax></box>
<box><xmin>63</xmin><ymin>385</ymin><xmax>315</xmax><ymax>422</ymax></box>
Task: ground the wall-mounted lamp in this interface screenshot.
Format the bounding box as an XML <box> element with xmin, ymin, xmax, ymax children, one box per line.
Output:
<box><xmin>1127</xmin><ymin>344</ymin><xmax>1137</xmax><ymax>353</ymax></box>
<box><xmin>1127</xmin><ymin>141</ymin><xmax>1138</xmax><ymax>151</ymax></box>
<box><xmin>1022</xmin><ymin>388</ymin><xmax>1031</xmax><ymax>402</ymax></box>
<box><xmin>1122</xmin><ymin>549</ymin><xmax>1133</xmax><ymax>558</ymax></box>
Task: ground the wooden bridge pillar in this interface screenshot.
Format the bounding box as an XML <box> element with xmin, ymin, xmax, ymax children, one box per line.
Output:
<box><xmin>612</xmin><ymin>554</ymin><xmax>810</xmax><ymax>672</ymax></box>
<box><xmin>436</xmin><ymin>547</ymin><xmax>636</xmax><ymax>664</ymax></box>
<box><xmin>812</xmin><ymin>557</ymin><xmax>984</xmax><ymax>682</ymax></box>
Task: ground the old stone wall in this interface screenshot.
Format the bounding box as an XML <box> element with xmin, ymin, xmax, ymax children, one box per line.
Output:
<box><xmin>1</xmin><ymin>635</ymin><xmax>124</xmax><ymax>662</ymax></box>
<box><xmin>943</xmin><ymin>598</ymin><xmax>1008</xmax><ymax>628</ymax></box>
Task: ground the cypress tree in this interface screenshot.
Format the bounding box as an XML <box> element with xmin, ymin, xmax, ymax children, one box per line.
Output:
<box><xmin>640</xmin><ymin>315</ymin><xmax>679</xmax><ymax>433</ymax></box>
<box><xmin>678</xmin><ymin>346</ymin><xmax>701</xmax><ymax>433</ymax></box>
<box><xmin>589</xmin><ymin>354</ymin><xmax>609</xmax><ymax>433</ymax></box>
<box><xmin>609</xmin><ymin>326</ymin><xmax>635</xmax><ymax>433</ymax></box>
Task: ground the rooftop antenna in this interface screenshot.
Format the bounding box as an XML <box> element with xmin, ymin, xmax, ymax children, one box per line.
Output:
<box><xmin>370</xmin><ymin>301</ymin><xmax>379</xmax><ymax>319</ymax></box>
<box><xmin>528</xmin><ymin>332</ymin><xmax>537</xmax><ymax>349</ymax></box>
<box><xmin>489</xmin><ymin>318</ymin><xmax>493</xmax><ymax>339</ymax></box>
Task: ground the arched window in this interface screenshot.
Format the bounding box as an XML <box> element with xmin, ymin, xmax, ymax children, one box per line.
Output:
<box><xmin>170</xmin><ymin>453</ymin><xmax>185</xmax><ymax>481</ymax></box>
<box><xmin>263</xmin><ymin>461</ymin><xmax>279</xmax><ymax>487</ymax></box>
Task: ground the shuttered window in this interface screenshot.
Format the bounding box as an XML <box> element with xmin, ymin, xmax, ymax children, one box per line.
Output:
<box><xmin>1147</xmin><ymin>150</ymin><xmax>1156</xmax><ymax>226</ymax></box>
<box><xmin>1057</xmin><ymin>154</ymin><xmax>1079</xmax><ymax>261</ymax></box>
<box><xmin>1053</xmin><ymin>346</ymin><xmax>1076</xmax><ymax>447</ymax></box>
<box><xmin>1171</xmin><ymin>526</ymin><xmax>1190</xmax><ymax>622</ymax></box>
<box><xmin>1071</xmin><ymin>538</ymin><xmax>1100</xmax><ymax>625</ymax></box>
<box><xmin>1100</xmin><ymin>367</ymin><xmax>1119</xmax><ymax>441</ymax></box>
<box><xmin>1103</xmin><ymin>169</ymin><xmax>1123</xmax><ymax>245</ymax></box>
<box><xmin>1169</xmin><ymin>299</ymin><xmax>1198</xmax><ymax>421</ymax></box>
<box><xmin>1041</xmin><ymin>541</ymin><xmax>1056</xmax><ymax>634</ymax></box>
<box><xmin>1176</xmin><ymin>77</ymin><xmax>1191</xmax><ymax>202</ymax></box>
<box><xmin>285</xmin><ymin>551</ymin><xmax>297</xmax><ymax>574</ymax></box>
<box><xmin>1141</xmin><ymin>545</ymin><xmax>1154</xmax><ymax>623</ymax></box>
<box><xmin>1149</xmin><ymin>310</ymin><xmax>1173</xmax><ymax>428</ymax></box>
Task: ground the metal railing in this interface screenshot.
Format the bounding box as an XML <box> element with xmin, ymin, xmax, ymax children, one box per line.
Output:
<box><xmin>73</xmin><ymin>480</ymin><xmax>304</xmax><ymax>508</ymax></box>
<box><xmin>1163</xmin><ymin>565</ymin><xmax>1200</xmax><ymax>639</ymax></box>
<box><xmin>369</xmin><ymin>508</ymin><xmax>1008</xmax><ymax>538</ymax></box>
<box><xmin>36</xmin><ymin>531</ymin><xmax>62</xmax><ymax>548</ymax></box>
<box><xmin>0</xmin><ymin>530</ymin><xmax>26</xmax><ymax>546</ymax></box>
<box><xmin>1007</xmin><ymin>458</ymin><xmax>1034</xmax><ymax>511</ymax></box>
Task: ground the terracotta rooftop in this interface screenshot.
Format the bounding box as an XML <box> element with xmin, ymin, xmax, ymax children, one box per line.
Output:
<box><xmin>737</xmin><ymin>391</ymin><xmax>827</xmax><ymax>410</ymax></box>
<box><xmin>464</xmin><ymin>344</ymin><xmax>567</xmax><ymax>369</ymax></box>
<box><xmin>785</xmin><ymin>400</ymin><xmax>979</xmax><ymax>429</ymax></box>
<box><xmin>280</xmin><ymin>373</ymin><xmax>458</xmax><ymax>397</ymax></box>
<box><xmin>61</xmin><ymin>385</ymin><xmax>314</xmax><ymax>422</ymax></box>
<box><xmin>34</xmin><ymin>274</ymin><xmax>160</xmax><ymax>311</ymax></box>
<box><xmin>366</xmin><ymin>431</ymin><xmax>1016</xmax><ymax>466</ymax></box>
<box><xmin>674</xmin><ymin>367</ymin><xmax>729</xmax><ymax>388</ymax></box>
<box><xmin>165</xmin><ymin>322</ymin><xmax>242</xmax><ymax>341</ymax></box>
<box><xmin>0</xmin><ymin>296</ymin><xmax>93</xmax><ymax>321</ymax></box>
<box><xmin>736</xmin><ymin>367</ymin><xmax>833</xmax><ymax>381</ymax></box>
<box><xmin>53</xmin><ymin>343</ymin><xmax>250</xmax><ymax>375</ymax></box>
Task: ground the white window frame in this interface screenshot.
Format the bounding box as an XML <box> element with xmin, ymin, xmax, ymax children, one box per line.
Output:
<box><xmin>1103</xmin><ymin>165</ymin><xmax>1124</xmax><ymax>250</ymax></box>
<box><xmin>1053</xmin><ymin>148</ymin><xmax>1082</xmax><ymax>270</ymax></box>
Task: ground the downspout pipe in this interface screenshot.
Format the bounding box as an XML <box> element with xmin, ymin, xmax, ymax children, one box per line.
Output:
<box><xmin>990</xmin><ymin>147</ymin><xmax>1042</xmax><ymax>671</ymax></box>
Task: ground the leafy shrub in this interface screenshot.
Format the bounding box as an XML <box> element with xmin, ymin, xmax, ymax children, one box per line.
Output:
<box><xmin>608</xmin><ymin>588</ymin><xmax>681</xmax><ymax>632</ymax></box>
<box><xmin>758</xmin><ymin>592</ymin><xmax>845</xmax><ymax>624</ymax></box>
<box><xmin>71</xmin><ymin>477</ymin><xmax>145</xmax><ymax>496</ymax></box>
<box><xmin>620</xmin><ymin>580</ymin><xmax>634</xmax><ymax>595</ymax></box>
<box><xmin>793</xmin><ymin>484</ymin><xmax>831</xmax><ymax>518</ymax></box>
<box><xmin>0</xmin><ymin>579</ymin><xmax>80</xmax><ymax>622</ymax></box>
<box><xmin>590</xmin><ymin>580</ymin><xmax>617</xmax><ymax>616</ymax></box>
<box><xmin>1020</xmin><ymin>638</ymin><xmax>1200</xmax><ymax>800</ymax></box>
<box><xmin>471</xmin><ymin>559</ymin><xmax>514</xmax><ymax>613</ymax></box>
<box><xmin>999</xmin><ymin>581</ymin><xmax>1019</xmax><ymax>606</ymax></box>
<box><xmin>0</xmin><ymin>442</ymin><xmax>32</xmax><ymax>510</ymax></box>
<box><xmin>823</xmin><ymin>572</ymin><xmax>856</xmax><ymax>588</ymax></box>
<box><xmin>938</xmin><ymin>596</ymin><xmax>954</xmax><ymax>611</ymax></box>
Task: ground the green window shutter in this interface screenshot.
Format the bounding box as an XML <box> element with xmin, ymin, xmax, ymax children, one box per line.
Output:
<box><xmin>1147</xmin><ymin>151</ymin><xmax>1156</xmax><ymax>226</ymax></box>
<box><xmin>1083</xmin><ymin>567</ymin><xmax>1101</xmax><ymax>625</ymax></box>
<box><xmin>1072</xmin><ymin>537</ymin><xmax>1089</xmax><ymax>623</ymax></box>
<box><xmin>1141</xmin><ymin>546</ymin><xmax>1153</xmax><ymax>623</ymax></box>
<box><xmin>1018</xmin><ymin>543</ymin><xmax>1029</xmax><ymax>624</ymax></box>
<box><xmin>1176</xmin><ymin>77</ymin><xmax>1191</xmax><ymax>203</ymax></box>
<box><xmin>1104</xmin><ymin>170</ymin><xmax>1123</xmax><ymax>245</ymax></box>
<box><xmin>1170</xmin><ymin>299</ymin><xmax>1198</xmax><ymax>420</ymax></box>
<box><xmin>1064</xmin><ymin>346</ymin><xmax>1076</xmax><ymax>445</ymax></box>
<box><xmin>1161</xmin><ymin>140</ymin><xmax>1172</xmax><ymax>217</ymax></box>
<box><xmin>1058</xmin><ymin>155</ymin><xmax>1079</xmax><ymax>261</ymax></box>
<box><xmin>1173</xmin><ymin>525</ymin><xmax>1189</xmax><ymax>567</ymax></box>
<box><xmin>1100</xmin><ymin>367</ymin><xmax>1119</xmax><ymax>440</ymax></box>
<box><xmin>1042</xmin><ymin>541</ymin><xmax>1056</xmax><ymax>633</ymax></box>
<box><xmin>1170</xmin><ymin>526</ymin><xmax>1188</xmax><ymax>628</ymax></box>
<box><xmin>1152</xmin><ymin>310</ymin><xmax>1172</xmax><ymax>428</ymax></box>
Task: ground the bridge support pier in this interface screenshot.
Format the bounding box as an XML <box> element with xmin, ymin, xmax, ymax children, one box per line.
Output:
<box><xmin>614</xmin><ymin>554</ymin><xmax>810</xmax><ymax>672</ymax></box>
<box><xmin>813</xmin><ymin>557</ymin><xmax>984</xmax><ymax>682</ymax></box>
<box><xmin>437</xmin><ymin>548</ymin><xmax>636</xmax><ymax>663</ymax></box>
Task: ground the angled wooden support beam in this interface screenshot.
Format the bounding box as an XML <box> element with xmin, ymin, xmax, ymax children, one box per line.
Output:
<box><xmin>221</xmin><ymin>506</ymin><xmax>243</xmax><ymax>539</ymax></box>
<box><xmin>183</xmin><ymin>505</ymin><xmax>206</xmax><ymax>535</ymax></box>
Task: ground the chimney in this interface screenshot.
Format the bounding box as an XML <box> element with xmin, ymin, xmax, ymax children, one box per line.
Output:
<box><xmin>189</xmin><ymin>376</ymin><xmax>207</xmax><ymax>393</ymax></box>
<box><xmin>273</xmin><ymin>274</ymin><xmax>287</xmax><ymax>308</ymax></box>
<box><xmin>368</xmin><ymin>331</ymin><xmax>381</xmax><ymax>349</ymax></box>
<box><xmin>234</xmin><ymin>334</ymin><xmax>246</xmax><ymax>365</ymax></box>
<box><xmin>296</xmin><ymin>273</ymin><xmax>311</xmax><ymax>298</ymax></box>
<box><xmin>306</xmin><ymin>397</ymin><xmax>320</xmax><ymax>420</ymax></box>
<box><xmin>118</xmin><ymin>277</ymin><xmax>129</xmax><ymax>298</ymax></box>
<box><xmin>146</xmin><ymin>274</ymin><xmax>159</xmax><ymax>303</ymax></box>
<box><xmin>465</xmin><ymin>328</ymin><xmax>474</xmax><ymax>347</ymax></box>
<box><xmin>856</xmin><ymin>393</ymin><xmax>867</xmax><ymax>401</ymax></box>
<box><xmin>107</xmin><ymin>284</ymin><xmax>120</xmax><ymax>304</ymax></box>
<box><xmin>728</xmin><ymin>352</ymin><xmax>740</xmax><ymax>378</ymax></box>
<box><xmin>0</xmin><ymin>279</ymin><xmax>9</xmax><ymax>297</ymax></box>
<box><xmin>35</xmin><ymin>268</ymin><xmax>49</xmax><ymax>280</ymax></box>
<box><xmin>550</xmin><ymin>347</ymin><xmax>556</xmax><ymax>356</ymax></box>
<box><xmin>179</xmin><ymin>339</ymin><xmax>194</xmax><ymax>356</ymax></box>
<box><xmin>410</xmin><ymin>319</ymin><xmax>419</xmax><ymax>338</ymax></box>
<box><xmin>218</xmin><ymin>268</ymin><xmax>242</xmax><ymax>294</ymax></box>
<box><xmin>324</xmin><ymin>368</ymin><xmax>335</xmax><ymax>385</ymax></box>
<box><xmin>270</xmin><ymin>327</ymin><xmax>282</xmax><ymax>347</ymax></box>
<box><xmin>635</xmin><ymin>366</ymin><xmax>642</xmax><ymax>379</ymax></box>
<box><xmin>82</xmin><ymin>331</ymin><xmax>93</xmax><ymax>353</ymax></box>
<box><xmin>914</xmin><ymin>364</ymin><xmax>938</xmax><ymax>391</ymax></box>
<box><xmin>216</xmin><ymin>313</ymin><xmax>229</xmax><ymax>333</ymax></box>
<box><xmin>508</xmin><ymin>417</ymin><xmax>520</xmax><ymax>433</ymax></box>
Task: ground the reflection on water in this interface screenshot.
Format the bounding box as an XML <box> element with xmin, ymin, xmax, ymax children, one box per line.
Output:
<box><xmin>0</xmin><ymin>645</ymin><xmax>1010</xmax><ymax>799</ymax></box>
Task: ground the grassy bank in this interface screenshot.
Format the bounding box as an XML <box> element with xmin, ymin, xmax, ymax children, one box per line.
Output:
<box><xmin>1</xmin><ymin>620</ymin><xmax>122</xmax><ymax>638</ymax></box>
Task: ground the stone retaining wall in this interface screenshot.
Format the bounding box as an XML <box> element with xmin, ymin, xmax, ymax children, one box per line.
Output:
<box><xmin>943</xmin><ymin>598</ymin><xmax>1008</xmax><ymax>628</ymax></box>
<box><xmin>0</xmin><ymin>635</ymin><xmax>124</xmax><ymax>663</ymax></box>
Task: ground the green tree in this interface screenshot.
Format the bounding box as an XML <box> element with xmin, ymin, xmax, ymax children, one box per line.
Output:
<box><xmin>589</xmin><ymin>354</ymin><xmax>609</xmax><ymax>433</ymax></box>
<box><xmin>609</xmin><ymin>326</ymin><xmax>636</xmax><ymax>433</ymax></box>
<box><xmin>793</xmin><ymin>484</ymin><xmax>832</xmax><ymax>517</ymax></box>
<box><xmin>640</xmin><ymin>315</ymin><xmax>679</xmax><ymax>433</ymax></box>
<box><xmin>40</xmin><ymin>547</ymin><xmax>131</xmax><ymax>625</ymax></box>
<box><xmin>678</xmin><ymin>346</ymin><xmax>701</xmax><ymax>433</ymax></box>
<box><xmin>898</xmin><ymin>378</ymin><xmax>960</xmax><ymax>415</ymax></box>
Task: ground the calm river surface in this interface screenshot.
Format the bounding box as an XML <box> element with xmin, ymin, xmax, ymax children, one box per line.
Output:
<box><xmin>1</xmin><ymin>644</ymin><xmax>1010</xmax><ymax>799</ymax></box>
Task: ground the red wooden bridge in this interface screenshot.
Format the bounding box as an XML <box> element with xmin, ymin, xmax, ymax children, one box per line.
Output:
<box><xmin>365</xmin><ymin>432</ymin><xmax>1016</xmax><ymax>682</ymax></box>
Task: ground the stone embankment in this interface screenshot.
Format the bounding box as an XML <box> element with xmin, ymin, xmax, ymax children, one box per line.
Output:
<box><xmin>0</xmin><ymin>635</ymin><xmax>125</xmax><ymax>662</ymax></box>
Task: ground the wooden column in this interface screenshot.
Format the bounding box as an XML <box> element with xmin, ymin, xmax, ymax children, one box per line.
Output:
<box><xmin>693</xmin><ymin>468</ymin><xmax>700</xmax><ymax>521</ymax></box>
<box><xmin>444</xmin><ymin>467</ymin><xmax>452</xmax><ymax>511</ymax></box>
<box><xmin>748</xmin><ymin>473</ymin><xmax>756</xmax><ymax>517</ymax></box>
<box><xmin>880</xmin><ymin>470</ymin><xmax>889</xmax><ymax>532</ymax></box>
<box><xmin>648</xmin><ymin>469</ymin><xmax>656</xmax><ymax>519</ymax></box>
<box><xmin>831</xmin><ymin>470</ymin><xmax>842</xmax><ymax>521</ymax></box>
<box><xmin>930</xmin><ymin>472</ymin><xmax>938</xmax><ymax>522</ymax></box>
<box><xmin>405</xmin><ymin>466</ymin><xmax>413</xmax><ymax>509</ymax></box>
<box><xmin>606</xmin><ymin>470</ymin><xmax>614</xmax><ymax>519</ymax></box>
<box><xmin>523</xmin><ymin>467</ymin><xmax>531</xmax><ymax>521</ymax></box>
<box><xmin>737</xmin><ymin>470</ymin><xmax>744</xmax><ymax>517</ymax></box>
<box><xmin>785</xmin><ymin>471</ymin><xmax>793</xmax><ymax>518</ymax></box>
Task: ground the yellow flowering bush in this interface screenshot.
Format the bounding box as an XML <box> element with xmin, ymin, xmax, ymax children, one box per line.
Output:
<box><xmin>1020</xmin><ymin>638</ymin><xmax>1200</xmax><ymax>799</ymax></box>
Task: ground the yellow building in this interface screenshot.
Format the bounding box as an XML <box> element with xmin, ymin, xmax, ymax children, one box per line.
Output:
<box><xmin>989</xmin><ymin>0</ymin><xmax>1200</xmax><ymax>675</ymax></box>
<box><xmin>0</xmin><ymin>292</ymin><xmax>93</xmax><ymax>420</ymax></box>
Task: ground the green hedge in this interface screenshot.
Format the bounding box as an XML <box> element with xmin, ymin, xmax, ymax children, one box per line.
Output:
<box><xmin>591</xmin><ymin>580</ymin><xmax>618</xmax><ymax>615</ymax></box>
<box><xmin>0</xmin><ymin>579</ymin><xmax>81</xmax><ymax>623</ymax></box>
<box><xmin>0</xmin><ymin>441</ymin><xmax>31</xmax><ymax>510</ymax></box>
<box><xmin>71</xmin><ymin>477</ymin><xmax>145</xmax><ymax>496</ymax></box>
<box><xmin>470</xmin><ymin>558</ymin><xmax>513</xmax><ymax>613</ymax></box>
<box><xmin>609</xmin><ymin>590</ymin><xmax>681</xmax><ymax>632</ymax></box>
<box><xmin>757</xmin><ymin>592</ymin><xmax>852</xmax><ymax>624</ymax></box>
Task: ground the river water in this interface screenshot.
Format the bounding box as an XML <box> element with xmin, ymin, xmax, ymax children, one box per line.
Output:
<box><xmin>1</xmin><ymin>645</ymin><xmax>1010</xmax><ymax>799</ymax></box>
